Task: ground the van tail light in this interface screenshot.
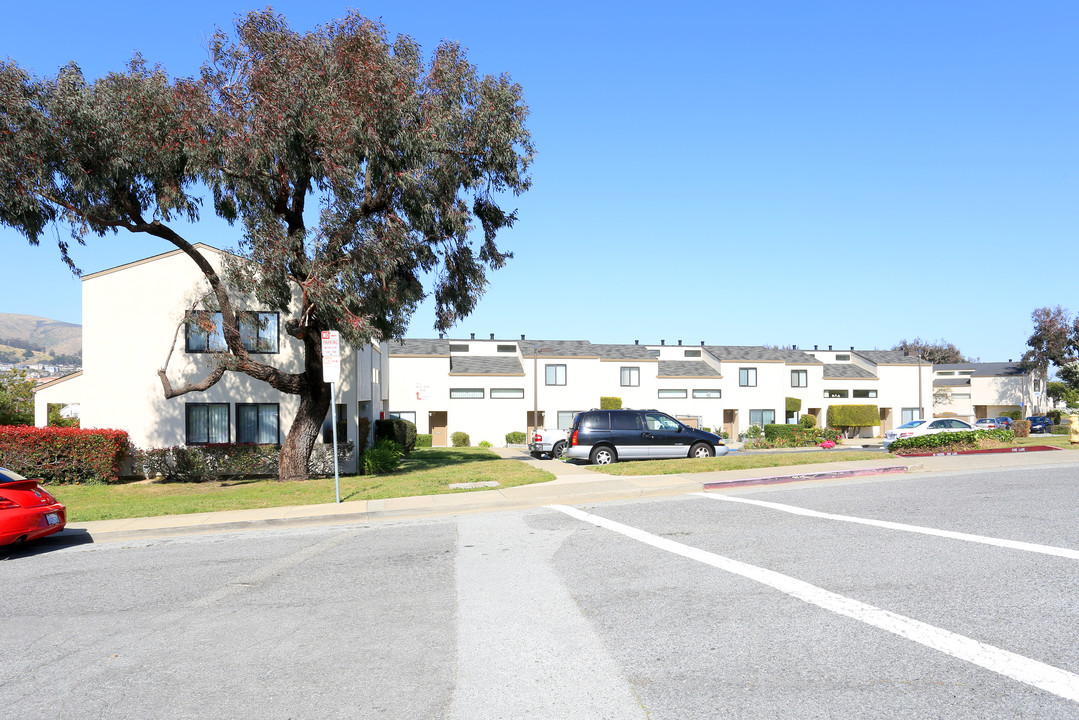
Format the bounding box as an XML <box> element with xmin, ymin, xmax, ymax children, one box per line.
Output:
<box><xmin>570</xmin><ymin>430</ymin><xmax>578</xmax><ymax>447</ymax></box>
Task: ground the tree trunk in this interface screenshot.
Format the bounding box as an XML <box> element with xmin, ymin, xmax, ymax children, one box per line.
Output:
<box><xmin>277</xmin><ymin>330</ymin><xmax>331</xmax><ymax>482</ymax></box>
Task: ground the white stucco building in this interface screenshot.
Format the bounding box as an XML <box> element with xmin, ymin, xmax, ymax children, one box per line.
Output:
<box><xmin>932</xmin><ymin>362</ymin><xmax>1048</xmax><ymax>420</ymax></box>
<box><xmin>33</xmin><ymin>244</ymin><xmax>387</xmax><ymax>473</ymax></box>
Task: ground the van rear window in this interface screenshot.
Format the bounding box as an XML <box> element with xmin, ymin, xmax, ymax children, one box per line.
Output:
<box><xmin>582</xmin><ymin>412</ymin><xmax>610</xmax><ymax>430</ymax></box>
<box><xmin>611</xmin><ymin>412</ymin><xmax>641</xmax><ymax>431</ymax></box>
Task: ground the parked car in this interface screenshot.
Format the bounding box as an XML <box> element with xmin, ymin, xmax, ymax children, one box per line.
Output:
<box><xmin>565</xmin><ymin>409</ymin><xmax>728</xmax><ymax>464</ymax></box>
<box><xmin>993</xmin><ymin>417</ymin><xmax>1013</xmax><ymax>430</ymax></box>
<box><xmin>882</xmin><ymin>418</ymin><xmax>975</xmax><ymax>448</ymax></box>
<box><xmin>0</xmin><ymin>467</ymin><xmax>66</xmax><ymax>547</ymax></box>
<box><xmin>529</xmin><ymin>427</ymin><xmax>569</xmax><ymax>459</ymax></box>
<box><xmin>972</xmin><ymin>419</ymin><xmax>999</xmax><ymax>430</ymax></box>
<box><xmin>1025</xmin><ymin>416</ymin><xmax>1053</xmax><ymax>434</ymax></box>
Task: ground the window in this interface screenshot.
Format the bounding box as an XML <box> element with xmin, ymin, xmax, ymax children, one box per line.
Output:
<box><xmin>825</xmin><ymin>389</ymin><xmax>849</xmax><ymax>398</ymax></box>
<box><xmin>692</xmin><ymin>389</ymin><xmax>721</xmax><ymax>399</ymax></box>
<box><xmin>684</xmin><ymin>349</ymin><xmax>701</xmax><ymax>358</ymax></box>
<box><xmin>450</xmin><ymin>388</ymin><xmax>484</xmax><ymax>399</ymax></box>
<box><xmin>388</xmin><ymin>411</ymin><xmax>417</xmax><ymax>425</ymax></box>
<box><xmin>620</xmin><ymin>366</ymin><xmax>640</xmax><ymax>387</ymax></box>
<box><xmin>186</xmin><ymin>311</ymin><xmax>279</xmax><ymax>353</ymax></box>
<box><xmin>853</xmin><ymin>389</ymin><xmax>877</xmax><ymax>398</ymax></box>
<box><xmin>658</xmin><ymin>389</ymin><xmax>687</xmax><ymax>398</ymax></box>
<box><xmin>322</xmin><ymin>403</ymin><xmax>347</xmax><ymax>443</ymax></box>
<box><xmin>938</xmin><ymin>371</ymin><xmax>955</xmax><ymax>376</ymax></box>
<box><xmin>836</xmin><ymin>354</ymin><xmax>851</xmax><ymax>361</ymax></box>
<box><xmin>491</xmin><ymin>388</ymin><xmax>525</xmax><ymax>399</ymax></box>
<box><xmin>614</xmin><ymin>412</ymin><xmax>645</xmax><ymax>431</ymax></box>
<box><xmin>557</xmin><ymin>411</ymin><xmax>580</xmax><ymax>429</ymax></box>
<box><xmin>749</xmin><ymin>409</ymin><xmax>775</xmax><ymax>427</ymax></box>
<box><xmin>791</xmin><ymin>370</ymin><xmax>807</xmax><ymax>388</ymax></box>
<box><xmin>449</xmin><ymin>344</ymin><xmax>469</xmax><ymax>352</ymax></box>
<box><xmin>644</xmin><ymin>412</ymin><xmax>680</xmax><ymax>431</ymax></box>
<box><xmin>739</xmin><ymin>368</ymin><xmax>757</xmax><ymax>387</ymax></box>
<box><xmin>952</xmin><ymin>393</ymin><xmax>972</xmax><ymax>399</ymax></box>
<box><xmin>237</xmin><ymin>404</ymin><xmax>280</xmax><ymax>444</ymax></box>
<box><xmin>186</xmin><ymin>403</ymin><xmax>229</xmax><ymax>444</ymax></box>
<box><xmin>582</xmin><ymin>412</ymin><xmax>611</xmax><ymax>430</ymax></box>
<box><xmin>901</xmin><ymin>407</ymin><xmax>923</xmax><ymax>424</ymax></box>
<box><xmin>546</xmin><ymin>364</ymin><xmax>566</xmax><ymax>386</ymax></box>
<box><xmin>497</xmin><ymin>344</ymin><xmax>517</xmax><ymax>353</ymax></box>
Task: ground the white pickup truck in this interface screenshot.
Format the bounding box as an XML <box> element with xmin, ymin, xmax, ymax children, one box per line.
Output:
<box><xmin>528</xmin><ymin>427</ymin><xmax>568</xmax><ymax>459</ymax></box>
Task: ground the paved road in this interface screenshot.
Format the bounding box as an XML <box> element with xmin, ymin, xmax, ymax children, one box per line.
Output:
<box><xmin>3</xmin><ymin>464</ymin><xmax>1077</xmax><ymax>718</ymax></box>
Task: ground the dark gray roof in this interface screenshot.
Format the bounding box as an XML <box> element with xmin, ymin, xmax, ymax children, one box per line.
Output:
<box><xmin>389</xmin><ymin>338</ymin><xmax>450</xmax><ymax>356</ymax></box>
<box><xmin>704</xmin><ymin>346</ymin><xmax>821</xmax><ymax>364</ymax></box>
<box><xmin>657</xmin><ymin>361</ymin><xmax>721</xmax><ymax>378</ymax></box>
<box><xmin>592</xmin><ymin>344</ymin><xmax>660</xmax><ymax>361</ymax></box>
<box><xmin>934</xmin><ymin>378</ymin><xmax>972</xmax><ymax>387</ymax></box>
<box><xmin>821</xmin><ymin>364</ymin><xmax>876</xmax><ymax>379</ymax></box>
<box><xmin>449</xmin><ymin>356</ymin><xmax>524</xmax><ymax>375</ymax></box>
<box><xmin>934</xmin><ymin>362</ymin><xmax>1025</xmax><ymax>377</ymax></box>
<box><xmin>516</xmin><ymin>340</ymin><xmax>598</xmax><ymax>357</ymax></box>
<box><xmin>855</xmin><ymin>350</ymin><xmax>921</xmax><ymax>365</ymax></box>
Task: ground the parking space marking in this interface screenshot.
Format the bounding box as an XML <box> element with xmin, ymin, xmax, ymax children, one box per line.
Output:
<box><xmin>549</xmin><ymin>504</ymin><xmax>1079</xmax><ymax>704</ymax></box>
<box><xmin>694</xmin><ymin>493</ymin><xmax>1079</xmax><ymax>560</ymax></box>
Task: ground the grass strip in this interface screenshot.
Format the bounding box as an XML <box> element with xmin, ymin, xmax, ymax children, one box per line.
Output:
<box><xmin>581</xmin><ymin>450</ymin><xmax>885</xmax><ymax>476</ymax></box>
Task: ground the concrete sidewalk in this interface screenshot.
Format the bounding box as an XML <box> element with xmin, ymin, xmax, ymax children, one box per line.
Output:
<box><xmin>62</xmin><ymin>445</ymin><xmax>1076</xmax><ymax>543</ymax></box>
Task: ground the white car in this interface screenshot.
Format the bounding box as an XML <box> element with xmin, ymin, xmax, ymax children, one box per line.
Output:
<box><xmin>883</xmin><ymin>418</ymin><xmax>975</xmax><ymax>448</ymax></box>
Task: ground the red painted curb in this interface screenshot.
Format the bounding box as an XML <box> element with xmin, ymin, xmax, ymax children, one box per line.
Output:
<box><xmin>702</xmin><ymin>465</ymin><xmax>908</xmax><ymax>490</ymax></box>
<box><xmin>896</xmin><ymin>446</ymin><xmax>1061</xmax><ymax>458</ymax></box>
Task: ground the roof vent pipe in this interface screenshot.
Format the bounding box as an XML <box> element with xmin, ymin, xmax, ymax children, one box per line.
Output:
<box><xmin>814</xmin><ymin>345</ymin><xmax>818</xmax><ymax>350</ymax></box>
<box><xmin>490</xmin><ymin>333</ymin><xmax>495</xmax><ymax>340</ymax></box>
<box><xmin>635</xmin><ymin>340</ymin><xmax>639</xmax><ymax>345</ymax></box>
<box><xmin>661</xmin><ymin>339</ymin><xmax>665</xmax><ymax>345</ymax></box>
<box><xmin>521</xmin><ymin>334</ymin><xmax>525</xmax><ymax>340</ymax></box>
<box><xmin>828</xmin><ymin>345</ymin><xmax>833</xmax><ymax>351</ymax></box>
<box><xmin>470</xmin><ymin>332</ymin><xmax>475</xmax><ymax>340</ymax></box>
<box><xmin>438</xmin><ymin>333</ymin><xmax>444</xmax><ymax>339</ymax></box>
<box><xmin>793</xmin><ymin>344</ymin><xmax>797</xmax><ymax>350</ymax></box>
<box><xmin>678</xmin><ymin>340</ymin><xmax>683</xmax><ymax>346</ymax></box>
<box><xmin>850</xmin><ymin>346</ymin><xmax>855</xmax><ymax>352</ymax></box>
<box><xmin>700</xmin><ymin>341</ymin><xmax>705</xmax><ymax>346</ymax></box>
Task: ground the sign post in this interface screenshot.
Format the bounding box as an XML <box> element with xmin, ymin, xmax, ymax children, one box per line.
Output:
<box><xmin>321</xmin><ymin>331</ymin><xmax>342</xmax><ymax>504</ymax></box>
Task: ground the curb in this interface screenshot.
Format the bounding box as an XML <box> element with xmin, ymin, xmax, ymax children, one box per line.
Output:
<box><xmin>896</xmin><ymin>445</ymin><xmax>1061</xmax><ymax>458</ymax></box>
<box><xmin>702</xmin><ymin>465</ymin><xmax>909</xmax><ymax>490</ymax></box>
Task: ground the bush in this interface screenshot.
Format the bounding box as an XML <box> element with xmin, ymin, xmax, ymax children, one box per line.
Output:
<box><xmin>887</xmin><ymin>428</ymin><xmax>1014</xmax><ymax>454</ymax></box>
<box><xmin>356</xmin><ymin>416</ymin><xmax>372</xmax><ymax>455</ymax></box>
<box><xmin>451</xmin><ymin>431</ymin><xmax>470</xmax><ymax>447</ymax></box>
<box><xmin>1050</xmin><ymin>424</ymin><xmax>1070</xmax><ymax>435</ymax></box>
<box><xmin>1001</xmin><ymin>410</ymin><xmax>1023</xmax><ymax>422</ymax></box>
<box><xmin>505</xmin><ymin>431</ymin><xmax>527</xmax><ymax>444</ymax></box>
<box><xmin>479</xmin><ymin>440</ymin><xmax>492</xmax><ymax>448</ymax></box>
<box><xmin>745</xmin><ymin>424</ymin><xmax>763</xmax><ymax>439</ymax></box>
<box><xmin>363</xmin><ymin>439</ymin><xmax>403</xmax><ymax>475</ymax></box>
<box><xmin>374</xmin><ymin>418</ymin><xmax>416</xmax><ymax>454</ymax></box>
<box><xmin>0</xmin><ymin>426</ymin><xmax>131</xmax><ymax>484</ymax></box>
<box><xmin>138</xmin><ymin>442</ymin><xmax>354</xmax><ymax>481</ymax></box>
<box><xmin>800</xmin><ymin>414</ymin><xmax>817</xmax><ymax>429</ymax></box>
<box><xmin>1048</xmin><ymin>410</ymin><xmax>1062</xmax><ymax>425</ymax></box>
<box><xmin>1013</xmin><ymin>420</ymin><xmax>1030</xmax><ymax>438</ymax></box>
<box><xmin>600</xmin><ymin>396</ymin><xmax>622</xmax><ymax>410</ymax></box>
<box><xmin>785</xmin><ymin>397</ymin><xmax>802</xmax><ymax>413</ymax></box>
<box><xmin>764</xmin><ymin>424</ymin><xmax>795</xmax><ymax>442</ymax></box>
<box><xmin>827</xmin><ymin>404</ymin><xmax>880</xmax><ymax>430</ymax></box>
<box><xmin>416</xmin><ymin>434</ymin><xmax>433</xmax><ymax>447</ymax></box>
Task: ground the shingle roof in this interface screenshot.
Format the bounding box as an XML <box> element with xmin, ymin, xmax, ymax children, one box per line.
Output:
<box><xmin>515</xmin><ymin>340</ymin><xmax>598</xmax><ymax>357</ymax></box>
<box><xmin>822</xmin><ymin>364</ymin><xmax>876</xmax><ymax>379</ymax></box>
<box><xmin>705</xmin><ymin>346</ymin><xmax>822</xmax><ymax>364</ymax></box>
<box><xmin>934</xmin><ymin>362</ymin><xmax>1026</xmax><ymax>377</ymax></box>
<box><xmin>855</xmin><ymin>350</ymin><xmax>921</xmax><ymax>365</ymax></box>
<box><xmin>592</xmin><ymin>344</ymin><xmax>660</xmax><ymax>361</ymax></box>
<box><xmin>449</xmin><ymin>356</ymin><xmax>524</xmax><ymax>375</ymax></box>
<box><xmin>934</xmin><ymin>378</ymin><xmax>972</xmax><ymax>387</ymax></box>
<box><xmin>657</xmin><ymin>361</ymin><xmax>721</xmax><ymax>378</ymax></box>
<box><xmin>389</xmin><ymin>338</ymin><xmax>450</xmax><ymax>356</ymax></box>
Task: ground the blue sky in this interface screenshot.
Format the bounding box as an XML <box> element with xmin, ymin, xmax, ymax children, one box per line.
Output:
<box><xmin>2</xmin><ymin>1</ymin><xmax>1076</xmax><ymax>362</ymax></box>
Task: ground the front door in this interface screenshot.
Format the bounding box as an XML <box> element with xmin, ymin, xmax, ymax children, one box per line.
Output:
<box><xmin>723</xmin><ymin>409</ymin><xmax>738</xmax><ymax>440</ymax></box>
<box><xmin>430</xmin><ymin>411</ymin><xmax>448</xmax><ymax>447</ymax></box>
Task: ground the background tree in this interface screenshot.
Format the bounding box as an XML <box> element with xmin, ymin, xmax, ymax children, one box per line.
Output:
<box><xmin>1020</xmin><ymin>305</ymin><xmax>1075</xmax><ymax>375</ymax></box>
<box><xmin>0</xmin><ymin>369</ymin><xmax>35</xmax><ymax>425</ymax></box>
<box><xmin>0</xmin><ymin>11</ymin><xmax>533</xmax><ymax>480</ymax></box>
<box><xmin>1047</xmin><ymin>380</ymin><xmax>1079</xmax><ymax>408</ymax></box>
<box><xmin>891</xmin><ymin>338</ymin><xmax>970</xmax><ymax>365</ymax></box>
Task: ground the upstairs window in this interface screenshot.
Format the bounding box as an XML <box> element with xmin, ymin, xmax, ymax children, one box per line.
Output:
<box><xmin>497</xmin><ymin>344</ymin><xmax>517</xmax><ymax>353</ymax></box>
<box><xmin>825</xmin><ymin>389</ymin><xmax>849</xmax><ymax>398</ymax></box>
<box><xmin>620</xmin><ymin>367</ymin><xmax>640</xmax><ymax>387</ymax></box>
<box><xmin>546</xmin><ymin>364</ymin><xmax>567</xmax><ymax>386</ymax></box>
<box><xmin>237</xmin><ymin>404</ymin><xmax>280</xmax><ymax>444</ymax></box>
<box><xmin>791</xmin><ymin>370</ymin><xmax>807</xmax><ymax>388</ymax></box>
<box><xmin>186</xmin><ymin>311</ymin><xmax>279</xmax><ymax>353</ymax></box>
<box><xmin>684</xmin><ymin>349</ymin><xmax>701</xmax><ymax>358</ymax></box>
<box><xmin>739</xmin><ymin>368</ymin><xmax>757</xmax><ymax>387</ymax></box>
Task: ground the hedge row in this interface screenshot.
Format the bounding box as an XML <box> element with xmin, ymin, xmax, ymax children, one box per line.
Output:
<box><xmin>886</xmin><ymin>428</ymin><xmax>1014</xmax><ymax>454</ymax></box>
<box><xmin>0</xmin><ymin>426</ymin><xmax>131</xmax><ymax>484</ymax></box>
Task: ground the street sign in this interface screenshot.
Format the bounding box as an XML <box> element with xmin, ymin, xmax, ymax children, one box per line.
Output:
<box><xmin>321</xmin><ymin>330</ymin><xmax>341</xmax><ymax>384</ymax></box>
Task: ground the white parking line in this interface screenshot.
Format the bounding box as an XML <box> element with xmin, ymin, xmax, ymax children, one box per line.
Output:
<box><xmin>694</xmin><ymin>493</ymin><xmax>1079</xmax><ymax>560</ymax></box>
<box><xmin>549</xmin><ymin>504</ymin><xmax>1079</xmax><ymax>704</ymax></box>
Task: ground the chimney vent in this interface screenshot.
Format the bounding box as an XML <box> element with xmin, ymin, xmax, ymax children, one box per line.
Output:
<box><xmin>438</xmin><ymin>333</ymin><xmax>444</xmax><ymax>339</ymax></box>
<box><xmin>661</xmin><ymin>339</ymin><xmax>665</xmax><ymax>345</ymax></box>
<box><xmin>814</xmin><ymin>345</ymin><xmax>818</xmax><ymax>351</ymax></box>
<box><xmin>793</xmin><ymin>344</ymin><xmax>797</xmax><ymax>350</ymax></box>
<box><xmin>634</xmin><ymin>340</ymin><xmax>639</xmax><ymax>345</ymax></box>
<box><xmin>828</xmin><ymin>345</ymin><xmax>833</xmax><ymax>351</ymax></box>
<box><xmin>678</xmin><ymin>340</ymin><xmax>683</xmax><ymax>346</ymax></box>
<box><xmin>470</xmin><ymin>332</ymin><xmax>475</xmax><ymax>340</ymax></box>
<box><xmin>850</xmin><ymin>346</ymin><xmax>855</xmax><ymax>352</ymax></box>
<box><xmin>700</xmin><ymin>341</ymin><xmax>705</xmax><ymax>346</ymax></box>
<box><xmin>521</xmin><ymin>334</ymin><xmax>525</xmax><ymax>340</ymax></box>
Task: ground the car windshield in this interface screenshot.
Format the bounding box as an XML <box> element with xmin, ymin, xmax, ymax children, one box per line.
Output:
<box><xmin>897</xmin><ymin>420</ymin><xmax>926</xmax><ymax>430</ymax></box>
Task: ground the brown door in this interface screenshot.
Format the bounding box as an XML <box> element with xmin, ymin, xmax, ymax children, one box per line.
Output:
<box><xmin>527</xmin><ymin>410</ymin><xmax>545</xmax><ymax>434</ymax></box>
<box><xmin>723</xmin><ymin>409</ymin><xmax>737</xmax><ymax>439</ymax></box>
<box><xmin>880</xmin><ymin>407</ymin><xmax>892</xmax><ymax>432</ymax></box>
<box><xmin>430</xmin><ymin>411</ymin><xmax>448</xmax><ymax>447</ymax></box>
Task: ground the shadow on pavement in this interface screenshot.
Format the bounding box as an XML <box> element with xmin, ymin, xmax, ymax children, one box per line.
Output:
<box><xmin>0</xmin><ymin>528</ymin><xmax>95</xmax><ymax>560</ymax></box>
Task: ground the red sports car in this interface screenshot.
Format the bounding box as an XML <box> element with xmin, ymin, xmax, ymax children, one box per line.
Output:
<box><xmin>0</xmin><ymin>467</ymin><xmax>66</xmax><ymax>547</ymax></box>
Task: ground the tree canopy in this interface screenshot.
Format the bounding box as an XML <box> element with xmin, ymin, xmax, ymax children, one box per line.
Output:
<box><xmin>891</xmin><ymin>338</ymin><xmax>970</xmax><ymax>365</ymax></box>
<box><xmin>0</xmin><ymin>10</ymin><xmax>533</xmax><ymax>479</ymax></box>
<box><xmin>1020</xmin><ymin>305</ymin><xmax>1076</xmax><ymax>375</ymax></box>
<box><xmin>0</xmin><ymin>369</ymin><xmax>35</xmax><ymax>425</ymax></box>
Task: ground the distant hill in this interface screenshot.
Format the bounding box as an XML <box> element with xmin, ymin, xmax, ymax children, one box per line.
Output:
<box><xmin>0</xmin><ymin>313</ymin><xmax>82</xmax><ymax>362</ymax></box>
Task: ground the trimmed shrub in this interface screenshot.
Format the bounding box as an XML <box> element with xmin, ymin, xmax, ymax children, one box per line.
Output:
<box><xmin>478</xmin><ymin>440</ymin><xmax>492</xmax><ymax>448</ymax></box>
<box><xmin>416</xmin><ymin>434</ymin><xmax>433</xmax><ymax>447</ymax></box>
<box><xmin>138</xmin><ymin>442</ymin><xmax>354</xmax><ymax>481</ymax></box>
<box><xmin>363</xmin><ymin>439</ymin><xmax>402</xmax><ymax>475</ymax></box>
<box><xmin>451</xmin><ymin>431</ymin><xmax>470</xmax><ymax>447</ymax></box>
<box><xmin>1013</xmin><ymin>420</ymin><xmax>1030</xmax><ymax>438</ymax></box>
<box><xmin>887</xmin><ymin>428</ymin><xmax>1014</xmax><ymax>454</ymax></box>
<box><xmin>764</xmin><ymin>424</ymin><xmax>795</xmax><ymax>442</ymax></box>
<box><xmin>600</xmin><ymin>396</ymin><xmax>622</xmax><ymax>410</ymax></box>
<box><xmin>827</xmin><ymin>405</ymin><xmax>880</xmax><ymax>430</ymax></box>
<box><xmin>1048</xmin><ymin>410</ymin><xmax>1062</xmax><ymax>425</ymax></box>
<box><xmin>785</xmin><ymin>397</ymin><xmax>802</xmax><ymax>413</ymax></box>
<box><xmin>800</xmin><ymin>414</ymin><xmax>817</xmax><ymax>429</ymax></box>
<box><xmin>1001</xmin><ymin>410</ymin><xmax>1023</xmax><ymax>422</ymax></box>
<box><xmin>0</xmin><ymin>426</ymin><xmax>131</xmax><ymax>484</ymax></box>
<box><xmin>1050</xmin><ymin>424</ymin><xmax>1069</xmax><ymax>435</ymax></box>
<box><xmin>374</xmin><ymin>418</ymin><xmax>416</xmax><ymax>454</ymax></box>
<box><xmin>505</xmin><ymin>431</ymin><xmax>527</xmax><ymax>444</ymax></box>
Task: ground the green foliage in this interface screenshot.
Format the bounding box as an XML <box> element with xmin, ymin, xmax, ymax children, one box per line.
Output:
<box><xmin>1058</xmin><ymin>361</ymin><xmax>1079</xmax><ymax>389</ymax></box>
<box><xmin>478</xmin><ymin>440</ymin><xmax>492</xmax><ymax>448</ymax></box>
<box><xmin>505</xmin><ymin>431</ymin><xmax>526</xmax><ymax>444</ymax></box>
<box><xmin>1001</xmin><ymin>410</ymin><xmax>1023</xmax><ymax>422</ymax></box>
<box><xmin>47</xmin><ymin>403</ymin><xmax>80</xmax><ymax>428</ymax></box>
<box><xmin>1047</xmin><ymin>381</ymin><xmax>1079</xmax><ymax>406</ymax></box>
<box><xmin>886</xmin><ymin>428</ymin><xmax>1014</xmax><ymax>453</ymax></box>
<box><xmin>785</xmin><ymin>397</ymin><xmax>802</xmax><ymax>413</ymax></box>
<box><xmin>138</xmin><ymin>442</ymin><xmax>354</xmax><ymax>481</ymax></box>
<box><xmin>748</xmin><ymin>426</ymin><xmax>842</xmax><ymax>449</ymax></box>
<box><xmin>0</xmin><ymin>426</ymin><xmax>131</xmax><ymax>483</ymax></box>
<box><xmin>1020</xmin><ymin>306</ymin><xmax>1074</xmax><ymax>373</ymax></box>
<box><xmin>356</xmin><ymin>416</ymin><xmax>372</xmax><ymax>455</ymax></box>
<box><xmin>416</xmin><ymin>434</ymin><xmax>433</xmax><ymax>447</ymax></box>
<box><xmin>0</xmin><ymin>369</ymin><xmax>34</xmax><ymax>425</ymax></box>
<box><xmin>1050</xmin><ymin>424</ymin><xmax>1070</xmax><ymax>435</ymax></box>
<box><xmin>764</xmin><ymin>424</ymin><xmax>794</xmax><ymax>441</ymax></box>
<box><xmin>745</xmin><ymin>424</ymin><xmax>763</xmax><ymax>439</ymax></box>
<box><xmin>1013</xmin><ymin>420</ymin><xmax>1030</xmax><ymax>437</ymax></box>
<box><xmin>374</xmin><ymin>418</ymin><xmax>416</xmax><ymax>454</ymax></box>
<box><xmin>363</xmin><ymin>439</ymin><xmax>403</xmax><ymax>475</ymax></box>
<box><xmin>799</xmin><ymin>414</ymin><xmax>817</xmax><ymax>429</ymax></box>
<box><xmin>600</xmin><ymin>396</ymin><xmax>622</xmax><ymax>410</ymax></box>
<box><xmin>451</xmin><ymin>431</ymin><xmax>471</xmax><ymax>447</ymax></box>
<box><xmin>827</xmin><ymin>404</ymin><xmax>880</xmax><ymax>428</ymax></box>
<box><xmin>1047</xmin><ymin>410</ymin><xmax>1062</xmax><ymax>425</ymax></box>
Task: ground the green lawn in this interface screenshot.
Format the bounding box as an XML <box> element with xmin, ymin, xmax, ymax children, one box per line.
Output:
<box><xmin>51</xmin><ymin>447</ymin><xmax>555</xmax><ymax>523</ymax></box>
<box><xmin>582</xmin><ymin>450</ymin><xmax>885</xmax><ymax>476</ymax></box>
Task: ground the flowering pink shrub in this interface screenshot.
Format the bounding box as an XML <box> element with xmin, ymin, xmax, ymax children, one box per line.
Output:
<box><xmin>0</xmin><ymin>426</ymin><xmax>132</xmax><ymax>483</ymax></box>
<box><xmin>819</xmin><ymin>440</ymin><xmax>837</xmax><ymax>449</ymax></box>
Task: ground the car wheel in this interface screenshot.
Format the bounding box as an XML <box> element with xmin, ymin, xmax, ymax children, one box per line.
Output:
<box><xmin>552</xmin><ymin>441</ymin><xmax>566</xmax><ymax>459</ymax></box>
<box><xmin>690</xmin><ymin>442</ymin><xmax>714</xmax><ymax>459</ymax></box>
<box><xmin>590</xmin><ymin>446</ymin><xmax>617</xmax><ymax>465</ymax></box>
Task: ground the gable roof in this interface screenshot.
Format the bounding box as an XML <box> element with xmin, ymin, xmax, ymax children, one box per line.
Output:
<box><xmin>516</xmin><ymin>340</ymin><xmax>598</xmax><ymax>358</ymax></box>
<box><xmin>934</xmin><ymin>362</ymin><xmax>1026</xmax><ymax>377</ymax></box>
<box><xmin>855</xmin><ymin>350</ymin><xmax>922</xmax><ymax>365</ymax></box>
<box><xmin>705</xmin><ymin>345</ymin><xmax>821</xmax><ymax>364</ymax></box>
<box><xmin>658</xmin><ymin>360</ymin><xmax>721</xmax><ymax>378</ymax></box>
<box><xmin>389</xmin><ymin>338</ymin><xmax>451</xmax><ymax>356</ymax></box>
<box><xmin>82</xmin><ymin>243</ymin><xmax>229</xmax><ymax>281</ymax></box>
<box><xmin>822</xmin><ymin>363</ymin><xmax>876</xmax><ymax>379</ymax></box>
<box><xmin>449</xmin><ymin>356</ymin><xmax>524</xmax><ymax>375</ymax></box>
